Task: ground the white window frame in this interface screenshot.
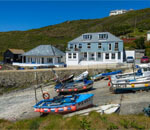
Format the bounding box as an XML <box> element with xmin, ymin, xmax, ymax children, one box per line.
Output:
<box><xmin>115</xmin><ymin>42</ymin><xmax>119</xmax><ymax>51</ymax></box>
<box><xmin>97</xmin><ymin>52</ymin><xmax>101</xmax><ymax>58</ymax></box>
<box><xmin>68</xmin><ymin>53</ymin><xmax>72</xmax><ymax>59</ymax></box>
<box><xmin>111</xmin><ymin>53</ymin><xmax>115</xmax><ymax>59</ymax></box>
<box><xmin>73</xmin><ymin>53</ymin><xmax>76</xmax><ymax>59</ymax></box>
<box><xmin>98</xmin><ymin>43</ymin><xmax>102</xmax><ymax>49</ymax></box>
<box><xmin>105</xmin><ymin>53</ymin><xmax>109</xmax><ymax>59</ymax></box>
<box><xmin>108</xmin><ymin>44</ymin><xmax>112</xmax><ymax>51</ymax></box>
<box><xmin>87</xmin><ymin>43</ymin><xmax>91</xmax><ymax>49</ymax></box>
<box><xmin>79</xmin><ymin>43</ymin><xmax>82</xmax><ymax>49</ymax></box>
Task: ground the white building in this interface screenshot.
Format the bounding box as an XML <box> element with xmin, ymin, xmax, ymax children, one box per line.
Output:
<box><xmin>109</xmin><ymin>9</ymin><xmax>133</xmax><ymax>16</ymax></box>
<box><xmin>147</xmin><ymin>31</ymin><xmax>150</xmax><ymax>41</ymax></box>
<box><xmin>66</xmin><ymin>32</ymin><xmax>124</xmax><ymax>66</ymax></box>
<box><xmin>13</xmin><ymin>45</ymin><xmax>65</xmax><ymax>67</ymax></box>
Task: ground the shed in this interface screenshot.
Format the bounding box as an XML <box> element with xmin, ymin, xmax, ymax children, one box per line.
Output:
<box><xmin>3</xmin><ymin>49</ymin><xmax>25</xmax><ymax>64</ymax></box>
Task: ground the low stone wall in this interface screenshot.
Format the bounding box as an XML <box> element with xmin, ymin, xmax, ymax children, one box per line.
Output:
<box><xmin>0</xmin><ymin>64</ymin><xmax>132</xmax><ymax>89</ymax></box>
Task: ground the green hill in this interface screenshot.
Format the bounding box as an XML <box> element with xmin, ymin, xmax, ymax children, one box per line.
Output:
<box><xmin>0</xmin><ymin>8</ymin><xmax>150</xmax><ymax>60</ymax></box>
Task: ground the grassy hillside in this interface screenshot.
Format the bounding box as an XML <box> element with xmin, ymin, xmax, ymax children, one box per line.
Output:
<box><xmin>0</xmin><ymin>112</ymin><xmax>150</xmax><ymax>129</ymax></box>
<box><xmin>0</xmin><ymin>8</ymin><xmax>150</xmax><ymax>60</ymax></box>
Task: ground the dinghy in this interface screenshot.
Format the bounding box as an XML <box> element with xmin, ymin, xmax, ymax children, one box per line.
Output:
<box><xmin>55</xmin><ymin>79</ymin><xmax>93</xmax><ymax>94</ymax></box>
<box><xmin>64</xmin><ymin>104</ymin><xmax>120</xmax><ymax>117</ymax></box>
<box><xmin>34</xmin><ymin>93</ymin><xmax>94</xmax><ymax>114</ymax></box>
<box><xmin>91</xmin><ymin>70</ymin><xmax>122</xmax><ymax>81</ymax></box>
<box><xmin>73</xmin><ymin>71</ymin><xmax>88</xmax><ymax>82</ymax></box>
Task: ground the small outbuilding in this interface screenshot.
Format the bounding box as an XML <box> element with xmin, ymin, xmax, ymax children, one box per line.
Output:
<box><xmin>3</xmin><ymin>49</ymin><xmax>25</xmax><ymax>64</ymax></box>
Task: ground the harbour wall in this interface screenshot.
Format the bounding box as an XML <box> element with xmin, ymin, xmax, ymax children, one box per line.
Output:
<box><xmin>0</xmin><ymin>64</ymin><xmax>132</xmax><ymax>89</ymax></box>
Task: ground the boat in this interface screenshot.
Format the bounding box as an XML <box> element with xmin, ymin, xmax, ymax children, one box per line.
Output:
<box><xmin>55</xmin><ymin>79</ymin><xmax>93</xmax><ymax>94</ymax></box>
<box><xmin>110</xmin><ymin>64</ymin><xmax>150</xmax><ymax>84</ymax></box>
<box><xmin>64</xmin><ymin>104</ymin><xmax>120</xmax><ymax>117</ymax></box>
<box><xmin>143</xmin><ymin>104</ymin><xmax>150</xmax><ymax>116</ymax></box>
<box><xmin>34</xmin><ymin>93</ymin><xmax>94</xmax><ymax>114</ymax></box>
<box><xmin>54</xmin><ymin>74</ymin><xmax>74</xmax><ymax>83</ymax></box>
<box><xmin>91</xmin><ymin>70</ymin><xmax>122</xmax><ymax>81</ymax></box>
<box><xmin>73</xmin><ymin>71</ymin><xmax>88</xmax><ymax>82</ymax></box>
<box><xmin>109</xmin><ymin>80</ymin><xmax>150</xmax><ymax>94</ymax></box>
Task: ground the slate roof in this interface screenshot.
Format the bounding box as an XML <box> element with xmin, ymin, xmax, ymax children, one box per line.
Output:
<box><xmin>69</xmin><ymin>32</ymin><xmax>123</xmax><ymax>43</ymax></box>
<box><xmin>23</xmin><ymin>45</ymin><xmax>65</xmax><ymax>57</ymax></box>
<box><xmin>8</xmin><ymin>49</ymin><xmax>25</xmax><ymax>54</ymax></box>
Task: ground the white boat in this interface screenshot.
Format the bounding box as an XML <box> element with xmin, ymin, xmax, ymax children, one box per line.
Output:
<box><xmin>111</xmin><ymin>64</ymin><xmax>150</xmax><ymax>84</ymax></box>
<box><xmin>73</xmin><ymin>71</ymin><xmax>88</xmax><ymax>81</ymax></box>
<box><xmin>64</xmin><ymin>104</ymin><xmax>120</xmax><ymax>117</ymax></box>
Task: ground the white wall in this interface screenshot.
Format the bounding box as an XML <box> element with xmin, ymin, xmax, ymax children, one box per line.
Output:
<box><xmin>125</xmin><ymin>50</ymin><xmax>135</xmax><ymax>58</ymax></box>
<box><xmin>147</xmin><ymin>33</ymin><xmax>150</xmax><ymax>41</ymax></box>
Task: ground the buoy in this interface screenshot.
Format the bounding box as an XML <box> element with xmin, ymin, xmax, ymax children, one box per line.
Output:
<box><xmin>56</xmin><ymin>89</ymin><xmax>59</xmax><ymax>92</ymax></box>
<box><xmin>69</xmin><ymin>89</ymin><xmax>72</xmax><ymax>91</ymax></box>
<box><xmin>43</xmin><ymin>92</ymin><xmax>50</xmax><ymax>100</ymax></box>
<box><xmin>47</xmin><ymin>109</ymin><xmax>51</xmax><ymax>112</ymax></box>
<box><xmin>40</xmin><ymin>108</ymin><xmax>44</xmax><ymax>113</ymax></box>
<box><xmin>108</xmin><ymin>81</ymin><xmax>111</xmax><ymax>86</ymax></box>
<box><xmin>71</xmin><ymin>105</ymin><xmax>76</xmax><ymax>111</ymax></box>
<box><xmin>64</xmin><ymin>107</ymin><xmax>68</xmax><ymax>111</ymax></box>
<box><xmin>83</xmin><ymin>86</ymin><xmax>87</xmax><ymax>89</ymax></box>
<box><xmin>74</xmin><ymin>88</ymin><xmax>78</xmax><ymax>91</ymax></box>
<box><xmin>131</xmin><ymin>84</ymin><xmax>135</xmax><ymax>88</ymax></box>
<box><xmin>55</xmin><ymin>108</ymin><xmax>58</xmax><ymax>113</ymax></box>
<box><xmin>145</xmin><ymin>84</ymin><xmax>149</xmax><ymax>87</ymax></box>
<box><xmin>61</xmin><ymin>89</ymin><xmax>64</xmax><ymax>91</ymax></box>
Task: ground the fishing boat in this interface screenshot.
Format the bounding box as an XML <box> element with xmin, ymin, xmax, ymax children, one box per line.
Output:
<box><xmin>109</xmin><ymin>80</ymin><xmax>150</xmax><ymax>94</ymax></box>
<box><xmin>91</xmin><ymin>70</ymin><xmax>122</xmax><ymax>81</ymax></box>
<box><xmin>143</xmin><ymin>104</ymin><xmax>150</xmax><ymax>116</ymax></box>
<box><xmin>110</xmin><ymin>64</ymin><xmax>150</xmax><ymax>84</ymax></box>
<box><xmin>73</xmin><ymin>71</ymin><xmax>88</xmax><ymax>82</ymax></box>
<box><xmin>55</xmin><ymin>79</ymin><xmax>93</xmax><ymax>94</ymax></box>
<box><xmin>34</xmin><ymin>93</ymin><xmax>94</xmax><ymax>114</ymax></box>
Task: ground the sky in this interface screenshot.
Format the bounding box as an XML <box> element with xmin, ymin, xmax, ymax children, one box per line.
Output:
<box><xmin>0</xmin><ymin>0</ymin><xmax>150</xmax><ymax>32</ymax></box>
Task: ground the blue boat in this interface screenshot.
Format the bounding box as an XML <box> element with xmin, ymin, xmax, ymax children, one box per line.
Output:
<box><xmin>34</xmin><ymin>93</ymin><xmax>94</xmax><ymax>114</ymax></box>
<box><xmin>91</xmin><ymin>70</ymin><xmax>122</xmax><ymax>81</ymax></box>
<box><xmin>55</xmin><ymin>79</ymin><xmax>93</xmax><ymax>94</ymax></box>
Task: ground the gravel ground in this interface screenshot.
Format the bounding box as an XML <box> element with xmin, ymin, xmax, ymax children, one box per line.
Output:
<box><xmin>0</xmin><ymin>80</ymin><xmax>150</xmax><ymax>121</ymax></box>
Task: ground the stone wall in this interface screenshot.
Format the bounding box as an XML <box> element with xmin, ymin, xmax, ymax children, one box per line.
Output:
<box><xmin>0</xmin><ymin>68</ymin><xmax>105</xmax><ymax>89</ymax></box>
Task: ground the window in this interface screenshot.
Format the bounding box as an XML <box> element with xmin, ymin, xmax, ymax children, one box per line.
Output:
<box><xmin>73</xmin><ymin>53</ymin><xmax>76</xmax><ymax>59</ymax></box>
<box><xmin>87</xmin><ymin>43</ymin><xmax>91</xmax><ymax>49</ymax></box>
<box><xmin>83</xmin><ymin>35</ymin><xmax>92</xmax><ymax>40</ymax></box>
<box><xmin>99</xmin><ymin>34</ymin><xmax>108</xmax><ymax>39</ymax></box>
<box><xmin>108</xmin><ymin>44</ymin><xmax>111</xmax><ymax>50</ymax></box>
<box><xmin>106</xmin><ymin>53</ymin><xmax>109</xmax><ymax>59</ymax></box>
<box><xmin>98</xmin><ymin>43</ymin><xmax>102</xmax><ymax>49</ymax></box>
<box><xmin>47</xmin><ymin>58</ymin><xmax>53</xmax><ymax>63</ymax></box>
<box><xmin>111</xmin><ymin>53</ymin><xmax>115</xmax><ymax>59</ymax></box>
<box><xmin>118</xmin><ymin>52</ymin><xmax>121</xmax><ymax>59</ymax></box>
<box><xmin>79</xmin><ymin>43</ymin><xmax>82</xmax><ymax>49</ymax></box>
<box><xmin>97</xmin><ymin>52</ymin><xmax>101</xmax><ymax>58</ymax></box>
<box><xmin>115</xmin><ymin>42</ymin><xmax>118</xmax><ymax>51</ymax></box>
<box><xmin>84</xmin><ymin>52</ymin><xmax>87</xmax><ymax>58</ymax></box>
<box><xmin>68</xmin><ymin>53</ymin><xmax>72</xmax><ymax>59</ymax></box>
<box><xmin>70</xmin><ymin>44</ymin><xmax>73</xmax><ymax>49</ymax></box>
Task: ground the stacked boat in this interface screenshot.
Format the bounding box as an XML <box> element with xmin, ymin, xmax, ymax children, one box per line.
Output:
<box><xmin>55</xmin><ymin>71</ymin><xmax>93</xmax><ymax>94</ymax></box>
<box><xmin>108</xmin><ymin>64</ymin><xmax>150</xmax><ymax>94</ymax></box>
